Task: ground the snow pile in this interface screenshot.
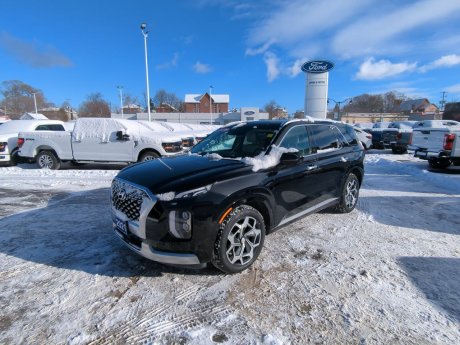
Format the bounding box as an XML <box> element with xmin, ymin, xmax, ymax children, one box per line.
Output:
<box><xmin>243</xmin><ymin>145</ymin><xmax>298</xmax><ymax>172</ymax></box>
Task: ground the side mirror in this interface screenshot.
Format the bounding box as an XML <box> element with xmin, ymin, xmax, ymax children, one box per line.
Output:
<box><xmin>116</xmin><ymin>131</ymin><xmax>130</xmax><ymax>141</ymax></box>
<box><xmin>280</xmin><ymin>152</ymin><xmax>301</xmax><ymax>165</ymax></box>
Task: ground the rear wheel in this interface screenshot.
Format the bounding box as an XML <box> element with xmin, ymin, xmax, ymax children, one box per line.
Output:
<box><xmin>428</xmin><ymin>158</ymin><xmax>451</xmax><ymax>169</ymax></box>
<box><xmin>36</xmin><ymin>150</ymin><xmax>61</xmax><ymax>170</ymax></box>
<box><xmin>212</xmin><ymin>205</ymin><xmax>265</xmax><ymax>274</ymax></box>
<box><xmin>335</xmin><ymin>173</ymin><xmax>360</xmax><ymax>213</ymax></box>
<box><xmin>139</xmin><ymin>151</ymin><xmax>159</xmax><ymax>162</ymax></box>
<box><xmin>392</xmin><ymin>146</ymin><xmax>407</xmax><ymax>154</ymax></box>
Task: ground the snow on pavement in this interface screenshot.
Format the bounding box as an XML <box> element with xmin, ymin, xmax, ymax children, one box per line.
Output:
<box><xmin>0</xmin><ymin>151</ymin><xmax>459</xmax><ymax>344</ymax></box>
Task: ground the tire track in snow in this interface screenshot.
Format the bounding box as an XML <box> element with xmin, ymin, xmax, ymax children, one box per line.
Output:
<box><xmin>90</xmin><ymin>285</ymin><xmax>223</xmax><ymax>344</ymax></box>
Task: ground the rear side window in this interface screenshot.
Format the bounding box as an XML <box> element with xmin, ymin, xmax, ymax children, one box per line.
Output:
<box><xmin>35</xmin><ymin>124</ymin><xmax>65</xmax><ymax>131</ymax></box>
<box><xmin>336</xmin><ymin>124</ymin><xmax>358</xmax><ymax>145</ymax></box>
<box><xmin>279</xmin><ymin>125</ymin><xmax>310</xmax><ymax>156</ymax></box>
<box><xmin>309</xmin><ymin>125</ymin><xmax>343</xmax><ymax>153</ymax></box>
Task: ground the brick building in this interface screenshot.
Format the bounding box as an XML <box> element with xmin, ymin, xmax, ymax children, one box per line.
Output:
<box><xmin>184</xmin><ymin>93</ymin><xmax>229</xmax><ymax>113</ymax></box>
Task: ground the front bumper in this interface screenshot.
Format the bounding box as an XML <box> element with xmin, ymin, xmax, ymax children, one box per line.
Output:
<box><xmin>110</xmin><ymin>178</ymin><xmax>201</xmax><ymax>265</ymax></box>
<box><xmin>0</xmin><ymin>153</ymin><xmax>11</xmax><ymax>163</ymax></box>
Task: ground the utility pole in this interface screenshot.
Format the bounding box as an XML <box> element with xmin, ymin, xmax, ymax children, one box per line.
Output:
<box><xmin>32</xmin><ymin>93</ymin><xmax>38</xmax><ymax>114</ymax></box>
<box><xmin>117</xmin><ymin>86</ymin><xmax>124</xmax><ymax>118</ymax></box>
<box><xmin>440</xmin><ymin>91</ymin><xmax>447</xmax><ymax>111</ymax></box>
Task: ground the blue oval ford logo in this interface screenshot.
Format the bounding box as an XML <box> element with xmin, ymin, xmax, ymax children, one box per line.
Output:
<box><xmin>301</xmin><ymin>60</ymin><xmax>334</xmax><ymax>73</ymax></box>
<box><xmin>244</xmin><ymin>111</ymin><xmax>255</xmax><ymax>115</ymax></box>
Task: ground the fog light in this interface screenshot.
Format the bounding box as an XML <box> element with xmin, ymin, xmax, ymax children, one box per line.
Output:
<box><xmin>169</xmin><ymin>210</ymin><xmax>192</xmax><ymax>239</ymax></box>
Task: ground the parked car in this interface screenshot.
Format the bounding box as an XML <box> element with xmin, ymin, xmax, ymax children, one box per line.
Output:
<box><xmin>353</xmin><ymin>127</ymin><xmax>372</xmax><ymax>150</ymax></box>
<box><xmin>380</xmin><ymin>121</ymin><xmax>417</xmax><ymax>154</ymax></box>
<box><xmin>18</xmin><ymin>118</ymin><xmax>185</xmax><ymax>169</ymax></box>
<box><xmin>409</xmin><ymin>120</ymin><xmax>460</xmax><ymax>168</ymax></box>
<box><xmin>0</xmin><ymin>119</ymin><xmax>66</xmax><ymax>166</ymax></box>
<box><xmin>110</xmin><ymin>120</ymin><xmax>365</xmax><ymax>273</ymax></box>
<box><xmin>370</xmin><ymin>122</ymin><xmax>391</xmax><ymax>149</ymax></box>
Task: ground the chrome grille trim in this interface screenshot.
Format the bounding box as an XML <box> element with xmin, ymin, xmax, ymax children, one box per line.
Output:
<box><xmin>111</xmin><ymin>178</ymin><xmax>151</xmax><ymax>221</ymax></box>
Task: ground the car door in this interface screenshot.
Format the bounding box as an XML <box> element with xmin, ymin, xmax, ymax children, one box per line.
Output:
<box><xmin>269</xmin><ymin>125</ymin><xmax>327</xmax><ymax>226</ymax></box>
<box><xmin>307</xmin><ymin>124</ymin><xmax>349</xmax><ymax>200</ymax></box>
<box><xmin>72</xmin><ymin>119</ymin><xmax>135</xmax><ymax>162</ymax></box>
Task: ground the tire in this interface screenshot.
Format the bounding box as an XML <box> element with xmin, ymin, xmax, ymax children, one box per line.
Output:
<box><xmin>139</xmin><ymin>151</ymin><xmax>159</xmax><ymax>162</ymax></box>
<box><xmin>391</xmin><ymin>146</ymin><xmax>407</xmax><ymax>154</ymax></box>
<box><xmin>9</xmin><ymin>148</ymin><xmax>19</xmax><ymax>166</ymax></box>
<box><xmin>212</xmin><ymin>205</ymin><xmax>266</xmax><ymax>274</ymax></box>
<box><xmin>36</xmin><ymin>150</ymin><xmax>61</xmax><ymax>170</ymax></box>
<box><xmin>335</xmin><ymin>173</ymin><xmax>360</xmax><ymax>213</ymax></box>
<box><xmin>428</xmin><ymin>158</ymin><xmax>451</xmax><ymax>169</ymax></box>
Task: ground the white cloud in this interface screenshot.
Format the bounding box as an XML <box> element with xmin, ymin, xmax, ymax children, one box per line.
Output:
<box><xmin>332</xmin><ymin>0</ymin><xmax>460</xmax><ymax>58</ymax></box>
<box><xmin>245</xmin><ymin>40</ymin><xmax>275</xmax><ymax>56</ymax></box>
<box><xmin>263</xmin><ymin>52</ymin><xmax>280</xmax><ymax>82</ymax></box>
<box><xmin>156</xmin><ymin>52</ymin><xmax>179</xmax><ymax>70</ymax></box>
<box><xmin>193</xmin><ymin>61</ymin><xmax>212</xmax><ymax>74</ymax></box>
<box><xmin>356</xmin><ymin>58</ymin><xmax>417</xmax><ymax>80</ymax></box>
<box><xmin>419</xmin><ymin>54</ymin><xmax>460</xmax><ymax>72</ymax></box>
<box><xmin>446</xmin><ymin>83</ymin><xmax>460</xmax><ymax>94</ymax></box>
<box><xmin>0</xmin><ymin>31</ymin><xmax>72</xmax><ymax>68</ymax></box>
<box><xmin>287</xmin><ymin>59</ymin><xmax>305</xmax><ymax>78</ymax></box>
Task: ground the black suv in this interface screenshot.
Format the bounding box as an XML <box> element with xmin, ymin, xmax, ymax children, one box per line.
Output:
<box><xmin>110</xmin><ymin>120</ymin><xmax>364</xmax><ymax>273</ymax></box>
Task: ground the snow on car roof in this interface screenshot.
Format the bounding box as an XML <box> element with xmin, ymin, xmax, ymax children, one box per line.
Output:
<box><xmin>72</xmin><ymin>118</ymin><xmax>183</xmax><ymax>144</ymax></box>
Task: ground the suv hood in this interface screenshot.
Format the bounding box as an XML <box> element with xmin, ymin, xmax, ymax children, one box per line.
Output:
<box><xmin>116</xmin><ymin>154</ymin><xmax>251</xmax><ymax>195</ymax></box>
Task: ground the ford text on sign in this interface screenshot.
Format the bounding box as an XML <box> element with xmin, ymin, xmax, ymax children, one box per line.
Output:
<box><xmin>301</xmin><ymin>60</ymin><xmax>334</xmax><ymax>73</ymax></box>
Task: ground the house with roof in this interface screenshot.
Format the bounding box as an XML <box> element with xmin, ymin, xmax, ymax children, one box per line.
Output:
<box><xmin>184</xmin><ymin>93</ymin><xmax>229</xmax><ymax>113</ymax></box>
<box><xmin>398</xmin><ymin>98</ymin><xmax>438</xmax><ymax>115</ymax></box>
<box><xmin>20</xmin><ymin>112</ymin><xmax>49</xmax><ymax>120</ymax></box>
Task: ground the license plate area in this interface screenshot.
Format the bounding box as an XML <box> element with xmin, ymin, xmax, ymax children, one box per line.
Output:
<box><xmin>114</xmin><ymin>217</ymin><xmax>128</xmax><ymax>235</ymax></box>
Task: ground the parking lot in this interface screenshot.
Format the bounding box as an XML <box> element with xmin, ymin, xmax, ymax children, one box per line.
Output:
<box><xmin>0</xmin><ymin>152</ymin><xmax>459</xmax><ymax>344</ymax></box>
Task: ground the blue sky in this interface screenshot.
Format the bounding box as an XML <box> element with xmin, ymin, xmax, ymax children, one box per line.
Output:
<box><xmin>1</xmin><ymin>0</ymin><xmax>460</xmax><ymax>113</ymax></box>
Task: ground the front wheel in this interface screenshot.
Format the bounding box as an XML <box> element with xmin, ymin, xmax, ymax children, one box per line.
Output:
<box><xmin>335</xmin><ymin>173</ymin><xmax>360</xmax><ymax>213</ymax></box>
<box><xmin>36</xmin><ymin>150</ymin><xmax>61</xmax><ymax>170</ymax></box>
<box><xmin>139</xmin><ymin>151</ymin><xmax>159</xmax><ymax>162</ymax></box>
<box><xmin>428</xmin><ymin>158</ymin><xmax>451</xmax><ymax>169</ymax></box>
<box><xmin>212</xmin><ymin>205</ymin><xmax>266</xmax><ymax>274</ymax></box>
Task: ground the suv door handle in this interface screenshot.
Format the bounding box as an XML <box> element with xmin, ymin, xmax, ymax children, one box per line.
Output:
<box><xmin>306</xmin><ymin>164</ymin><xmax>318</xmax><ymax>171</ymax></box>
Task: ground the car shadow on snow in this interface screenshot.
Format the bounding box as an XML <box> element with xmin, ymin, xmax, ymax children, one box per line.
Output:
<box><xmin>357</xmin><ymin>195</ymin><xmax>460</xmax><ymax>235</ymax></box>
<box><xmin>398</xmin><ymin>257</ymin><xmax>460</xmax><ymax>323</ymax></box>
<box><xmin>0</xmin><ymin>188</ymin><xmax>220</xmax><ymax>277</ymax></box>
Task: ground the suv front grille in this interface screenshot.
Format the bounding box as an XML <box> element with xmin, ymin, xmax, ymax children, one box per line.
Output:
<box><xmin>111</xmin><ymin>179</ymin><xmax>150</xmax><ymax>221</ymax></box>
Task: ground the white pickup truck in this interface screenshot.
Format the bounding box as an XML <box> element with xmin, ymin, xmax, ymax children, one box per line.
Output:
<box><xmin>18</xmin><ymin>118</ymin><xmax>185</xmax><ymax>169</ymax></box>
<box><xmin>0</xmin><ymin>119</ymin><xmax>66</xmax><ymax>166</ymax></box>
<box><xmin>409</xmin><ymin>120</ymin><xmax>460</xmax><ymax>169</ymax></box>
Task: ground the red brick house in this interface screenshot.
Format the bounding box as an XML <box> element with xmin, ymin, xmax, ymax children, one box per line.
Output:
<box><xmin>184</xmin><ymin>93</ymin><xmax>229</xmax><ymax>113</ymax></box>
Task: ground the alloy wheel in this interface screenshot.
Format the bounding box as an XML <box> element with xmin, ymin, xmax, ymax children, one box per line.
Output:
<box><xmin>225</xmin><ymin>216</ymin><xmax>262</xmax><ymax>266</ymax></box>
<box><xmin>345</xmin><ymin>178</ymin><xmax>358</xmax><ymax>209</ymax></box>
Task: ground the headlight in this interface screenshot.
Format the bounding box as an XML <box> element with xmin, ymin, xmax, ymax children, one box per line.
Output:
<box><xmin>175</xmin><ymin>185</ymin><xmax>212</xmax><ymax>199</ymax></box>
<box><xmin>162</xmin><ymin>141</ymin><xmax>182</xmax><ymax>153</ymax></box>
<box><xmin>0</xmin><ymin>142</ymin><xmax>6</xmax><ymax>152</ymax></box>
<box><xmin>169</xmin><ymin>210</ymin><xmax>192</xmax><ymax>239</ymax></box>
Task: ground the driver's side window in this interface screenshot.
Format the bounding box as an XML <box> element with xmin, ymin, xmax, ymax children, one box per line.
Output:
<box><xmin>279</xmin><ymin>126</ymin><xmax>310</xmax><ymax>156</ymax></box>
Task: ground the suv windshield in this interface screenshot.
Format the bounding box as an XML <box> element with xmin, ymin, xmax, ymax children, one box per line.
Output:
<box><xmin>191</xmin><ymin>123</ymin><xmax>278</xmax><ymax>158</ymax></box>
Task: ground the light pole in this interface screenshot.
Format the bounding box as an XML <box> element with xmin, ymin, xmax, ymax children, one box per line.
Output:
<box><xmin>209</xmin><ymin>85</ymin><xmax>213</xmax><ymax>124</ymax></box>
<box><xmin>117</xmin><ymin>85</ymin><xmax>124</xmax><ymax>118</ymax></box>
<box><xmin>328</xmin><ymin>98</ymin><xmax>352</xmax><ymax>121</ymax></box>
<box><xmin>32</xmin><ymin>92</ymin><xmax>38</xmax><ymax>114</ymax></box>
<box><xmin>141</xmin><ymin>23</ymin><xmax>151</xmax><ymax>121</ymax></box>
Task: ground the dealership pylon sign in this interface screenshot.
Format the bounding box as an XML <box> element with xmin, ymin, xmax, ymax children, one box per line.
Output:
<box><xmin>302</xmin><ymin>60</ymin><xmax>333</xmax><ymax>119</ymax></box>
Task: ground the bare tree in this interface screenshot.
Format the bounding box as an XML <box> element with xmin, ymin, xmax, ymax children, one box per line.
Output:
<box><xmin>263</xmin><ymin>100</ymin><xmax>282</xmax><ymax>119</ymax></box>
<box><xmin>0</xmin><ymin>80</ymin><xmax>51</xmax><ymax>118</ymax></box>
<box><xmin>342</xmin><ymin>91</ymin><xmax>409</xmax><ymax>113</ymax></box>
<box><xmin>153</xmin><ymin>89</ymin><xmax>183</xmax><ymax>112</ymax></box>
<box><xmin>78</xmin><ymin>93</ymin><xmax>111</xmax><ymax>117</ymax></box>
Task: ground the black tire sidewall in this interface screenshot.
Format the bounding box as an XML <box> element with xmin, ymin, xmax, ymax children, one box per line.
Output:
<box><xmin>213</xmin><ymin>206</ymin><xmax>266</xmax><ymax>274</ymax></box>
<box><xmin>139</xmin><ymin>151</ymin><xmax>159</xmax><ymax>162</ymax></box>
<box><xmin>337</xmin><ymin>173</ymin><xmax>359</xmax><ymax>213</ymax></box>
<box><xmin>37</xmin><ymin>151</ymin><xmax>60</xmax><ymax>170</ymax></box>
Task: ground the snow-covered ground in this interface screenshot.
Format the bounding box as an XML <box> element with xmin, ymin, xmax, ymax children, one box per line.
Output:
<box><xmin>0</xmin><ymin>151</ymin><xmax>459</xmax><ymax>344</ymax></box>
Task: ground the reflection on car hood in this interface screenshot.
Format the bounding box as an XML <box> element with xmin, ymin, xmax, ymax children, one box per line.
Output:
<box><xmin>116</xmin><ymin>154</ymin><xmax>250</xmax><ymax>195</ymax></box>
